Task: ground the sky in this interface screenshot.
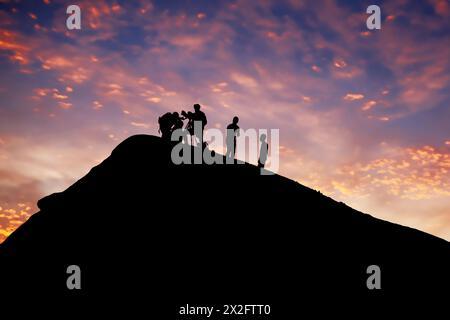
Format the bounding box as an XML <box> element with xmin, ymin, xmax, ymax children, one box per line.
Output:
<box><xmin>0</xmin><ymin>0</ymin><xmax>449</xmax><ymax>243</ymax></box>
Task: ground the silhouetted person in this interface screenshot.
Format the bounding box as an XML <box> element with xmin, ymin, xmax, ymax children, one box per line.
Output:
<box><xmin>258</xmin><ymin>133</ymin><xmax>268</xmax><ymax>168</ymax></box>
<box><xmin>181</xmin><ymin>110</ymin><xmax>193</xmax><ymax>131</ymax></box>
<box><xmin>226</xmin><ymin>116</ymin><xmax>240</xmax><ymax>159</ymax></box>
<box><xmin>181</xmin><ymin>104</ymin><xmax>207</xmax><ymax>147</ymax></box>
<box><xmin>193</xmin><ymin>104</ymin><xmax>207</xmax><ymax>147</ymax></box>
<box><xmin>172</xmin><ymin>112</ymin><xmax>184</xmax><ymax>142</ymax></box>
<box><xmin>158</xmin><ymin>112</ymin><xmax>174</xmax><ymax>141</ymax></box>
<box><xmin>172</xmin><ymin>112</ymin><xmax>184</xmax><ymax>131</ymax></box>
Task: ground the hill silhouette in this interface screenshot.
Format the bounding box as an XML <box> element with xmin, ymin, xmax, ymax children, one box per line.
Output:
<box><xmin>0</xmin><ymin>135</ymin><xmax>449</xmax><ymax>313</ymax></box>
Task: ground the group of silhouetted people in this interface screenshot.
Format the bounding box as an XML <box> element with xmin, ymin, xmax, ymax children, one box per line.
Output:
<box><xmin>158</xmin><ymin>103</ymin><xmax>207</xmax><ymax>145</ymax></box>
<box><xmin>159</xmin><ymin>103</ymin><xmax>268</xmax><ymax>168</ymax></box>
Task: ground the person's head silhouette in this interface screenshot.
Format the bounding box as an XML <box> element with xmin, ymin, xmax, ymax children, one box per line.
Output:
<box><xmin>173</xmin><ymin>112</ymin><xmax>179</xmax><ymax>117</ymax></box>
<box><xmin>260</xmin><ymin>133</ymin><xmax>267</xmax><ymax>142</ymax></box>
<box><xmin>233</xmin><ymin>116</ymin><xmax>239</xmax><ymax>124</ymax></box>
<box><xmin>194</xmin><ymin>104</ymin><xmax>201</xmax><ymax>111</ymax></box>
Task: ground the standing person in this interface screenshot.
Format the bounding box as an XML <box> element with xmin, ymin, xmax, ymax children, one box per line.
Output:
<box><xmin>172</xmin><ymin>112</ymin><xmax>184</xmax><ymax>143</ymax></box>
<box><xmin>192</xmin><ymin>104</ymin><xmax>207</xmax><ymax>147</ymax></box>
<box><xmin>181</xmin><ymin>103</ymin><xmax>208</xmax><ymax>147</ymax></box>
<box><xmin>226</xmin><ymin>116</ymin><xmax>240</xmax><ymax>159</ymax></box>
<box><xmin>258</xmin><ymin>133</ymin><xmax>268</xmax><ymax>168</ymax></box>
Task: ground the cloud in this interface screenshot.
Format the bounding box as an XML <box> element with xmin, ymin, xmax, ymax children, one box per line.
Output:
<box><xmin>330</xmin><ymin>145</ymin><xmax>450</xmax><ymax>200</ymax></box>
<box><xmin>344</xmin><ymin>93</ymin><xmax>365</xmax><ymax>101</ymax></box>
<box><xmin>0</xmin><ymin>202</ymin><xmax>33</xmax><ymax>245</ymax></box>
<box><xmin>361</xmin><ymin>100</ymin><xmax>376</xmax><ymax>111</ymax></box>
<box><xmin>0</xmin><ymin>28</ymin><xmax>31</xmax><ymax>65</ymax></box>
<box><xmin>231</xmin><ymin>73</ymin><xmax>258</xmax><ymax>88</ymax></box>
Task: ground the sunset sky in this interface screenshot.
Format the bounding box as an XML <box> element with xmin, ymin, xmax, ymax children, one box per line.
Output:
<box><xmin>0</xmin><ymin>0</ymin><xmax>449</xmax><ymax>242</ymax></box>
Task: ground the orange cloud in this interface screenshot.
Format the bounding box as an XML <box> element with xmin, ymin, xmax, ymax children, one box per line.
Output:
<box><xmin>0</xmin><ymin>29</ymin><xmax>31</xmax><ymax>65</ymax></box>
<box><xmin>333</xmin><ymin>59</ymin><xmax>347</xmax><ymax>68</ymax></box>
<box><xmin>344</xmin><ymin>93</ymin><xmax>364</xmax><ymax>101</ymax></box>
<box><xmin>53</xmin><ymin>92</ymin><xmax>68</xmax><ymax>100</ymax></box>
<box><xmin>58</xmin><ymin>102</ymin><xmax>72</xmax><ymax>109</ymax></box>
<box><xmin>386</xmin><ymin>15</ymin><xmax>396</xmax><ymax>21</ymax></box>
<box><xmin>41</xmin><ymin>56</ymin><xmax>73</xmax><ymax>69</ymax></box>
<box><xmin>0</xmin><ymin>203</ymin><xmax>33</xmax><ymax>244</ymax></box>
<box><xmin>331</xmin><ymin>145</ymin><xmax>450</xmax><ymax>200</ymax></box>
<box><xmin>362</xmin><ymin>100</ymin><xmax>376</xmax><ymax>111</ymax></box>
<box><xmin>147</xmin><ymin>97</ymin><xmax>161</xmax><ymax>103</ymax></box>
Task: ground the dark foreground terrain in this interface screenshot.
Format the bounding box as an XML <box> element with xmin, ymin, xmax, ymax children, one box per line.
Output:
<box><xmin>0</xmin><ymin>135</ymin><xmax>449</xmax><ymax>315</ymax></box>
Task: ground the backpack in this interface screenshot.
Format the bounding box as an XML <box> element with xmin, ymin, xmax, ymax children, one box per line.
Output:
<box><xmin>158</xmin><ymin>112</ymin><xmax>173</xmax><ymax>133</ymax></box>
